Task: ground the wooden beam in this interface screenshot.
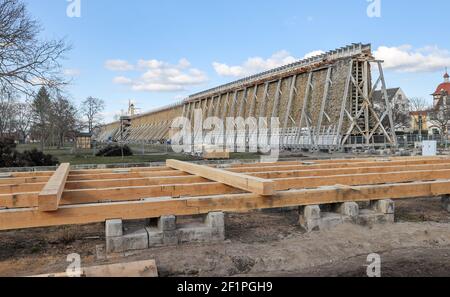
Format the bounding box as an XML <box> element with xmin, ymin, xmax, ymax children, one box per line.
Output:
<box><xmin>250</xmin><ymin>163</ymin><xmax>450</xmax><ymax>179</ymax></box>
<box><xmin>1</xmin><ymin>179</ymin><xmax>449</xmax><ymax>231</ymax></box>
<box><xmin>167</xmin><ymin>159</ymin><xmax>275</xmax><ymax>196</ymax></box>
<box><xmin>228</xmin><ymin>156</ymin><xmax>450</xmax><ymax>168</ymax></box>
<box><xmin>230</xmin><ymin>159</ymin><xmax>450</xmax><ymax>173</ymax></box>
<box><xmin>32</xmin><ymin>260</ymin><xmax>158</xmax><ymax>277</ymax></box>
<box><xmin>38</xmin><ymin>163</ymin><xmax>71</xmax><ymax>212</ymax></box>
<box><xmin>0</xmin><ymin>182</ymin><xmax>243</xmax><ymax>209</ymax></box>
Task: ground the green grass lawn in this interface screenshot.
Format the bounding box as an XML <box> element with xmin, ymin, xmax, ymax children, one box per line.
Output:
<box><xmin>15</xmin><ymin>144</ymin><xmax>262</xmax><ymax>166</ymax></box>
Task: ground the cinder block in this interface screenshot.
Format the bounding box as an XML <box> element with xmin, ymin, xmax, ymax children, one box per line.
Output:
<box><xmin>158</xmin><ymin>215</ymin><xmax>176</xmax><ymax>231</ymax></box>
<box><xmin>105</xmin><ymin>219</ymin><xmax>123</xmax><ymax>237</ymax></box>
<box><xmin>337</xmin><ymin>202</ymin><xmax>359</xmax><ymax>217</ymax></box>
<box><xmin>205</xmin><ymin>212</ymin><xmax>225</xmax><ymax>229</ymax></box>
<box><xmin>442</xmin><ymin>196</ymin><xmax>450</xmax><ymax>212</ymax></box>
<box><xmin>371</xmin><ymin>199</ymin><xmax>395</xmax><ymax>214</ymax></box>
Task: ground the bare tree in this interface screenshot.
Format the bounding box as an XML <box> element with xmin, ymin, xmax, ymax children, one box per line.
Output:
<box><xmin>409</xmin><ymin>97</ymin><xmax>430</xmax><ymax>112</ymax></box>
<box><xmin>50</xmin><ymin>95</ymin><xmax>79</xmax><ymax>148</ymax></box>
<box><xmin>81</xmin><ymin>96</ymin><xmax>105</xmax><ymax>133</ymax></box>
<box><xmin>0</xmin><ymin>86</ymin><xmax>17</xmax><ymax>137</ymax></box>
<box><xmin>14</xmin><ymin>101</ymin><xmax>32</xmax><ymax>143</ymax></box>
<box><xmin>0</xmin><ymin>0</ymin><xmax>71</xmax><ymax>94</ymax></box>
<box><xmin>429</xmin><ymin>92</ymin><xmax>450</xmax><ymax>141</ymax></box>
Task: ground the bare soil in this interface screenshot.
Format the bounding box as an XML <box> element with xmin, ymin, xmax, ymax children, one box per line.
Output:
<box><xmin>0</xmin><ymin>198</ymin><xmax>449</xmax><ymax>277</ymax></box>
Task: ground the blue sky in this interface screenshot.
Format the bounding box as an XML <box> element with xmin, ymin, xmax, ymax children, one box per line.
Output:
<box><xmin>25</xmin><ymin>0</ymin><xmax>450</xmax><ymax>122</ymax></box>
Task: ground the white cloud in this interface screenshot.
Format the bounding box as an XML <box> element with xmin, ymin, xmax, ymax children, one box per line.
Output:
<box><xmin>63</xmin><ymin>68</ymin><xmax>81</xmax><ymax>77</ymax></box>
<box><xmin>105</xmin><ymin>59</ymin><xmax>135</xmax><ymax>71</ymax></box>
<box><xmin>303</xmin><ymin>50</ymin><xmax>325</xmax><ymax>59</ymax></box>
<box><xmin>213</xmin><ymin>49</ymin><xmax>325</xmax><ymax>78</ymax></box>
<box><xmin>108</xmin><ymin>58</ymin><xmax>208</xmax><ymax>92</ymax></box>
<box><xmin>113</xmin><ymin>76</ymin><xmax>133</xmax><ymax>85</ymax></box>
<box><xmin>374</xmin><ymin>45</ymin><xmax>450</xmax><ymax>73</ymax></box>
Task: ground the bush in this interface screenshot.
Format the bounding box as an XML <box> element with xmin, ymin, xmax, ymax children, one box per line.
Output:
<box><xmin>0</xmin><ymin>138</ymin><xmax>59</xmax><ymax>168</ymax></box>
<box><xmin>96</xmin><ymin>144</ymin><xmax>133</xmax><ymax>157</ymax></box>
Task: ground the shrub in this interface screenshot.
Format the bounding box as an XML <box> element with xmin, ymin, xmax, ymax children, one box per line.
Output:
<box><xmin>15</xmin><ymin>149</ymin><xmax>59</xmax><ymax>167</ymax></box>
<box><xmin>0</xmin><ymin>138</ymin><xmax>59</xmax><ymax>168</ymax></box>
<box><xmin>96</xmin><ymin>144</ymin><xmax>133</xmax><ymax>157</ymax></box>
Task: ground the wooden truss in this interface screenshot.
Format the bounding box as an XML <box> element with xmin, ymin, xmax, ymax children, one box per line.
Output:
<box><xmin>1</xmin><ymin>156</ymin><xmax>450</xmax><ymax>231</ymax></box>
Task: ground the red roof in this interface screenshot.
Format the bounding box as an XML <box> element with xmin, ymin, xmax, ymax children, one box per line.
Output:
<box><xmin>433</xmin><ymin>82</ymin><xmax>450</xmax><ymax>95</ymax></box>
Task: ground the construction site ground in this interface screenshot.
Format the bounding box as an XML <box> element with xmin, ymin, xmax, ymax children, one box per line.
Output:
<box><xmin>1</xmin><ymin>197</ymin><xmax>449</xmax><ymax>277</ymax></box>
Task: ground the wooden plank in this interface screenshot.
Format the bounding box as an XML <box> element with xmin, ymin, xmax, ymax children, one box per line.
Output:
<box><xmin>5</xmin><ymin>168</ymin><xmax>450</xmax><ymax>208</ymax></box>
<box><xmin>67</xmin><ymin>170</ymin><xmax>189</xmax><ymax>181</ymax></box>
<box><xmin>250</xmin><ymin>163</ymin><xmax>450</xmax><ymax>179</ymax></box>
<box><xmin>230</xmin><ymin>159</ymin><xmax>450</xmax><ymax>173</ymax></box>
<box><xmin>227</xmin><ymin>156</ymin><xmax>450</xmax><ymax>168</ymax></box>
<box><xmin>0</xmin><ymin>177</ymin><xmax>49</xmax><ymax>185</ymax></box>
<box><xmin>1</xmin><ymin>179</ymin><xmax>449</xmax><ymax>231</ymax></box>
<box><xmin>167</xmin><ymin>159</ymin><xmax>275</xmax><ymax>196</ymax></box>
<box><xmin>38</xmin><ymin>163</ymin><xmax>71</xmax><ymax>212</ymax></box>
<box><xmin>0</xmin><ymin>182</ymin><xmax>243</xmax><ymax>208</ymax></box>
<box><xmin>32</xmin><ymin>260</ymin><xmax>158</xmax><ymax>277</ymax></box>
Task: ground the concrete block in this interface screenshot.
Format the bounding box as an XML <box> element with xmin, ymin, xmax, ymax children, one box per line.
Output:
<box><xmin>106</xmin><ymin>237</ymin><xmax>123</xmax><ymax>254</ymax></box>
<box><xmin>371</xmin><ymin>199</ymin><xmax>395</xmax><ymax>214</ymax></box>
<box><xmin>337</xmin><ymin>202</ymin><xmax>359</xmax><ymax>217</ymax></box>
<box><xmin>122</xmin><ymin>229</ymin><xmax>149</xmax><ymax>251</ymax></box>
<box><xmin>442</xmin><ymin>196</ymin><xmax>450</xmax><ymax>212</ymax></box>
<box><xmin>145</xmin><ymin>228</ymin><xmax>164</xmax><ymax>247</ymax></box>
<box><xmin>105</xmin><ymin>219</ymin><xmax>123</xmax><ymax>237</ymax></box>
<box><xmin>300</xmin><ymin>205</ymin><xmax>321</xmax><ymax>220</ymax></box>
<box><xmin>178</xmin><ymin>227</ymin><xmax>213</xmax><ymax>243</ymax></box>
<box><xmin>299</xmin><ymin>205</ymin><xmax>322</xmax><ymax>232</ymax></box>
<box><xmin>357</xmin><ymin>210</ymin><xmax>393</xmax><ymax>226</ymax></box>
<box><xmin>205</xmin><ymin>212</ymin><xmax>225</xmax><ymax>229</ymax></box>
<box><xmin>320</xmin><ymin>213</ymin><xmax>344</xmax><ymax>230</ymax></box>
<box><xmin>158</xmin><ymin>215</ymin><xmax>176</xmax><ymax>231</ymax></box>
<box><xmin>163</xmin><ymin>231</ymin><xmax>179</xmax><ymax>246</ymax></box>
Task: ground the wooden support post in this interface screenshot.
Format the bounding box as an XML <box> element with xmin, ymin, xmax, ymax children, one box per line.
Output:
<box><xmin>38</xmin><ymin>163</ymin><xmax>70</xmax><ymax>212</ymax></box>
<box><xmin>167</xmin><ymin>159</ymin><xmax>275</xmax><ymax>196</ymax></box>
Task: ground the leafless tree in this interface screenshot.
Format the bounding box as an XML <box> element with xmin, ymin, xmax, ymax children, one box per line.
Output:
<box><xmin>0</xmin><ymin>0</ymin><xmax>71</xmax><ymax>94</ymax></box>
<box><xmin>50</xmin><ymin>95</ymin><xmax>79</xmax><ymax>148</ymax></box>
<box><xmin>429</xmin><ymin>92</ymin><xmax>450</xmax><ymax>141</ymax></box>
<box><xmin>0</xmin><ymin>86</ymin><xmax>17</xmax><ymax>137</ymax></box>
<box><xmin>409</xmin><ymin>97</ymin><xmax>430</xmax><ymax>112</ymax></box>
<box><xmin>14</xmin><ymin>101</ymin><xmax>32</xmax><ymax>143</ymax></box>
<box><xmin>81</xmin><ymin>96</ymin><xmax>105</xmax><ymax>133</ymax></box>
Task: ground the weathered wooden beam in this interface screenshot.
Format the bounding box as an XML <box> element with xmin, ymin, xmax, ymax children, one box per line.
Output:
<box><xmin>32</xmin><ymin>260</ymin><xmax>158</xmax><ymax>277</ymax></box>
<box><xmin>167</xmin><ymin>159</ymin><xmax>275</xmax><ymax>196</ymax></box>
<box><xmin>38</xmin><ymin>163</ymin><xmax>71</xmax><ymax>212</ymax></box>
<box><xmin>1</xmin><ymin>179</ymin><xmax>448</xmax><ymax>231</ymax></box>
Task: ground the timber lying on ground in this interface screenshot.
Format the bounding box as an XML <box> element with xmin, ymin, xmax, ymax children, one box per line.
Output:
<box><xmin>1</xmin><ymin>156</ymin><xmax>450</xmax><ymax>231</ymax></box>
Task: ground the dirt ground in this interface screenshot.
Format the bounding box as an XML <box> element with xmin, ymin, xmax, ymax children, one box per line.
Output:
<box><xmin>0</xmin><ymin>197</ymin><xmax>449</xmax><ymax>277</ymax></box>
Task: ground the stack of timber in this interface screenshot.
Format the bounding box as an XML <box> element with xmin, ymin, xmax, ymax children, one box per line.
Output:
<box><xmin>1</xmin><ymin>156</ymin><xmax>450</xmax><ymax>231</ymax></box>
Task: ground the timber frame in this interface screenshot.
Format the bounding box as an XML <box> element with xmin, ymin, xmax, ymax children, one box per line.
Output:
<box><xmin>1</xmin><ymin>156</ymin><xmax>450</xmax><ymax>231</ymax></box>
